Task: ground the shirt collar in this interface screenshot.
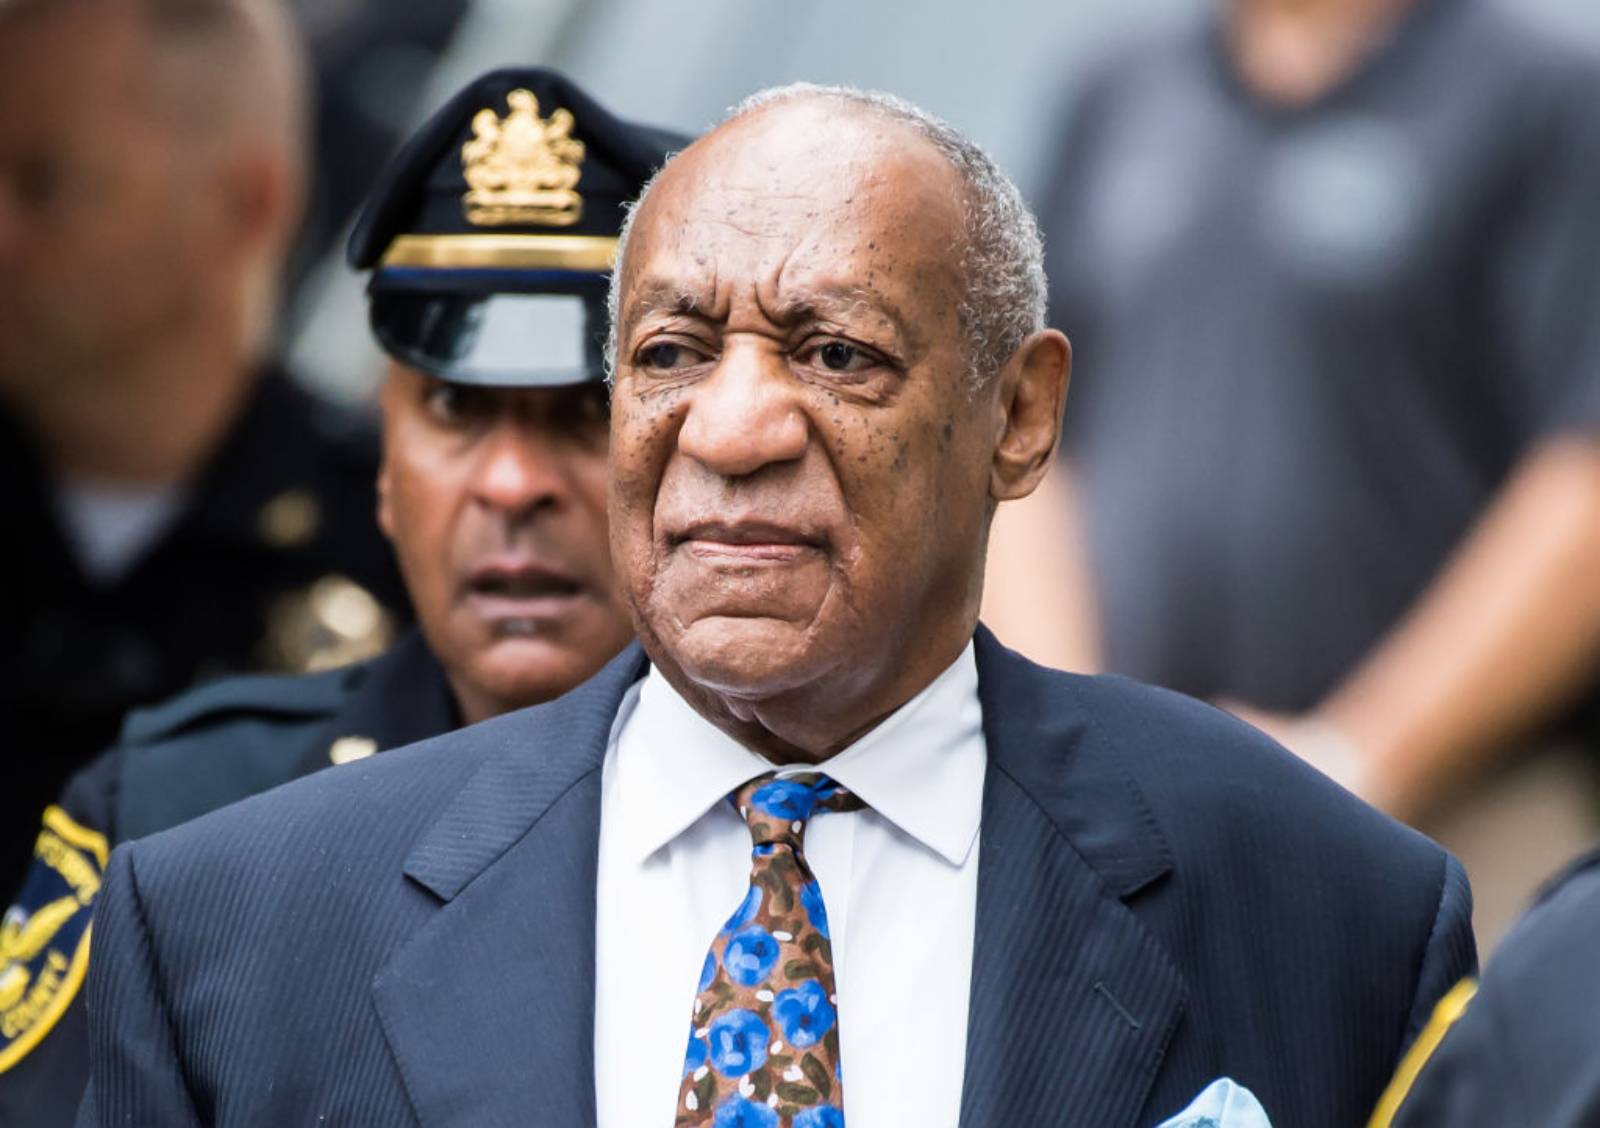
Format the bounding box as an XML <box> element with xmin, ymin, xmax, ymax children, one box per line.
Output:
<box><xmin>613</xmin><ymin>641</ymin><xmax>984</xmax><ymax>868</ymax></box>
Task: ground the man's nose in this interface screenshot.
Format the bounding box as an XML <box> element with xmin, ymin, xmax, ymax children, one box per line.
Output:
<box><xmin>677</xmin><ymin>344</ymin><xmax>808</xmax><ymax>478</ymax></box>
<box><xmin>470</xmin><ymin>424</ymin><xmax>569</xmax><ymax>516</ymax></box>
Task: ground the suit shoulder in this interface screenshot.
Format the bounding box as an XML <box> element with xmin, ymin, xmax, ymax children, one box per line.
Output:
<box><xmin>1060</xmin><ymin>671</ymin><xmax>1446</xmax><ymax>872</ymax></box>
<box><xmin>120</xmin><ymin>666</ymin><xmax>354</xmax><ymax>746</ymax></box>
<box><xmin>105</xmin><ymin>664</ymin><xmax>371</xmax><ymax>841</ymax></box>
<box><xmin>124</xmin><ymin>718</ymin><xmax>497</xmax><ymax>876</ymax></box>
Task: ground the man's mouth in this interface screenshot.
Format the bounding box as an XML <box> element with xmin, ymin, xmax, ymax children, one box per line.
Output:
<box><xmin>462</xmin><ymin>560</ymin><xmax>588</xmax><ymax>622</ymax></box>
<box><xmin>672</xmin><ymin>520</ymin><xmax>826</xmax><ymax>564</ymax></box>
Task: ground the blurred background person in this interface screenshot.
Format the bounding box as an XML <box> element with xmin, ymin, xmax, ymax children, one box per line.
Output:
<box><xmin>0</xmin><ymin>67</ymin><xmax>673</xmax><ymax>1123</ymax></box>
<box><xmin>985</xmin><ymin>0</ymin><xmax>1600</xmax><ymax>946</ymax></box>
<box><xmin>0</xmin><ymin>0</ymin><xmax>414</xmax><ymax>894</ymax></box>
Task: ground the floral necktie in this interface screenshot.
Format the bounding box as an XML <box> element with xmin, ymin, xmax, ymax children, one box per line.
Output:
<box><xmin>676</xmin><ymin>772</ymin><xmax>862</xmax><ymax>1128</ymax></box>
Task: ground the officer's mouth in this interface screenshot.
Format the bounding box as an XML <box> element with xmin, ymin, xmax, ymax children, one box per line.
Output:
<box><xmin>460</xmin><ymin>559</ymin><xmax>590</xmax><ymax>626</ymax></box>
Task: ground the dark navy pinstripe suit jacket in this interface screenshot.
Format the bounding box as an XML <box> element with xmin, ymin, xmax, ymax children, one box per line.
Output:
<box><xmin>77</xmin><ymin>628</ymin><xmax>1474</xmax><ymax>1127</ymax></box>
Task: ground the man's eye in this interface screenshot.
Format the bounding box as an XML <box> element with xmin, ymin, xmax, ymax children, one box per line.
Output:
<box><xmin>555</xmin><ymin>385</ymin><xmax>611</xmax><ymax>428</ymax></box>
<box><xmin>424</xmin><ymin>383</ymin><xmax>489</xmax><ymax>425</ymax></box>
<box><xmin>636</xmin><ymin>342</ymin><xmax>702</xmax><ymax>370</ymax></box>
<box><xmin>812</xmin><ymin>341</ymin><xmax>875</xmax><ymax>373</ymax></box>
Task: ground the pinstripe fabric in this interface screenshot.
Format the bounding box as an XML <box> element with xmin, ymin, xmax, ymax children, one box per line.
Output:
<box><xmin>78</xmin><ymin>646</ymin><xmax>648</xmax><ymax>1128</ymax></box>
<box><xmin>962</xmin><ymin>630</ymin><xmax>1476</xmax><ymax>1127</ymax></box>
<box><xmin>78</xmin><ymin>631</ymin><xmax>1473</xmax><ymax>1128</ymax></box>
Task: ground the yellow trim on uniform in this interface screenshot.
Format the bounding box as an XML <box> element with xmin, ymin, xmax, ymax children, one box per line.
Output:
<box><xmin>0</xmin><ymin>922</ymin><xmax>92</xmax><ymax>1074</ymax></box>
<box><xmin>1367</xmin><ymin>977</ymin><xmax>1479</xmax><ymax>1128</ymax></box>
<box><xmin>41</xmin><ymin>806</ymin><xmax>108</xmax><ymax>869</ymax></box>
<box><xmin>379</xmin><ymin>233</ymin><xmax>618</xmax><ymax>272</ymax></box>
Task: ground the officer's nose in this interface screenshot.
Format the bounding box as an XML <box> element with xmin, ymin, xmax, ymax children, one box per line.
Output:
<box><xmin>470</xmin><ymin>422</ymin><xmax>570</xmax><ymax>517</ymax></box>
<box><xmin>677</xmin><ymin>342</ymin><xmax>808</xmax><ymax>478</ymax></box>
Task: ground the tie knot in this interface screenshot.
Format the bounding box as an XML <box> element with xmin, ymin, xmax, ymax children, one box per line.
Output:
<box><xmin>733</xmin><ymin>772</ymin><xmax>862</xmax><ymax>850</ymax></box>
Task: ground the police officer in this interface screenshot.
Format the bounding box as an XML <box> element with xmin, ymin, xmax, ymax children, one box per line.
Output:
<box><xmin>0</xmin><ymin>0</ymin><xmax>410</xmax><ymax>895</ymax></box>
<box><xmin>0</xmin><ymin>66</ymin><xmax>685</xmax><ymax>1125</ymax></box>
<box><xmin>1371</xmin><ymin>849</ymin><xmax>1600</xmax><ymax>1127</ymax></box>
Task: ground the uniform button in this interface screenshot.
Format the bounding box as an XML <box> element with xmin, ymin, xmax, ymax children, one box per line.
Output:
<box><xmin>328</xmin><ymin>736</ymin><xmax>378</xmax><ymax>766</ymax></box>
<box><xmin>257</xmin><ymin>490</ymin><xmax>321</xmax><ymax>548</ymax></box>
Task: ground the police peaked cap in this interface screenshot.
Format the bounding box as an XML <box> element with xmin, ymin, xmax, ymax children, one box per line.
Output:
<box><xmin>348</xmin><ymin>67</ymin><xmax>689</xmax><ymax>387</ymax></box>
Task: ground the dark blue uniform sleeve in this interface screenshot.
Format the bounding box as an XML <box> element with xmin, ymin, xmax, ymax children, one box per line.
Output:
<box><xmin>0</xmin><ymin>764</ymin><xmax>117</xmax><ymax>1128</ymax></box>
<box><xmin>1384</xmin><ymin>855</ymin><xmax>1600</xmax><ymax>1126</ymax></box>
<box><xmin>75</xmin><ymin>844</ymin><xmax>203</xmax><ymax>1128</ymax></box>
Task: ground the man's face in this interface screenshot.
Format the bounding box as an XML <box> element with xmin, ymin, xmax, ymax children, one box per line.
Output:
<box><xmin>378</xmin><ymin>363</ymin><xmax>633</xmax><ymax>723</ymax></box>
<box><xmin>0</xmin><ymin>4</ymin><xmax>203</xmax><ymax>389</ymax></box>
<box><xmin>609</xmin><ymin>103</ymin><xmax>1001</xmax><ymax>722</ymax></box>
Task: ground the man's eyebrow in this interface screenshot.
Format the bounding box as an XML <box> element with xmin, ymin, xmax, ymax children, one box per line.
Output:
<box><xmin>769</xmin><ymin>287</ymin><xmax>909</xmax><ymax>333</ymax></box>
<box><xmin>623</xmin><ymin>280</ymin><xmax>710</xmax><ymax>322</ymax></box>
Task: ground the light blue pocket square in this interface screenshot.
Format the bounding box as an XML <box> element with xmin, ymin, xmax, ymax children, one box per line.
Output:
<box><xmin>1155</xmin><ymin>1078</ymin><xmax>1273</xmax><ymax>1127</ymax></box>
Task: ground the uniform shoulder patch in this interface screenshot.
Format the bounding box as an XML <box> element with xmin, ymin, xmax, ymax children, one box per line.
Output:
<box><xmin>120</xmin><ymin>664</ymin><xmax>360</xmax><ymax>745</ymax></box>
<box><xmin>0</xmin><ymin>807</ymin><xmax>108</xmax><ymax>1073</ymax></box>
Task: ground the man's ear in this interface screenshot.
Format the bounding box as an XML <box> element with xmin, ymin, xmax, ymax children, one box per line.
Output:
<box><xmin>214</xmin><ymin>146</ymin><xmax>299</xmax><ymax>261</ymax></box>
<box><xmin>990</xmin><ymin>329</ymin><xmax>1071</xmax><ymax>501</ymax></box>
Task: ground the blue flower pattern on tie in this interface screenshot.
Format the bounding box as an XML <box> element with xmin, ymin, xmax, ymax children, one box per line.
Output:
<box><xmin>713</xmin><ymin>1097</ymin><xmax>781</xmax><ymax>1128</ymax></box>
<box><xmin>677</xmin><ymin>773</ymin><xmax>861</xmax><ymax>1126</ymax></box>
<box><xmin>707</xmin><ymin>1009</ymin><xmax>770</xmax><ymax>1077</ymax></box>
<box><xmin>724</xmin><ymin>886</ymin><xmax>763</xmax><ymax>933</ymax></box>
<box><xmin>799</xmin><ymin>881</ymin><xmax>829</xmax><ymax>939</ymax></box>
<box><xmin>772</xmin><ymin>980</ymin><xmax>836</xmax><ymax>1049</ymax></box>
<box><xmin>685</xmin><ymin>1033</ymin><xmax>709</xmax><ymax>1077</ymax></box>
<box><xmin>724</xmin><ymin>926</ymin><xmax>781</xmax><ymax>987</ymax></box>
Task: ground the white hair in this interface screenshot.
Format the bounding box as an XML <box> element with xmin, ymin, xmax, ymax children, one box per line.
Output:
<box><xmin>605</xmin><ymin>82</ymin><xmax>1048</xmax><ymax>391</ymax></box>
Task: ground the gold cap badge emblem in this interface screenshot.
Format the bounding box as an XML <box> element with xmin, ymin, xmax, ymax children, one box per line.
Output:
<box><xmin>461</xmin><ymin>89</ymin><xmax>584</xmax><ymax>228</ymax></box>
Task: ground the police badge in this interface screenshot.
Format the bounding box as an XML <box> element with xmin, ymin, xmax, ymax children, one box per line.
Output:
<box><xmin>0</xmin><ymin>807</ymin><xmax>106</xmax><ymax>1073</ymax></box>
<box><xmin>460</xmin><ymin>88</ymin><xmax>586</xmax><ymax>227</ymax></box>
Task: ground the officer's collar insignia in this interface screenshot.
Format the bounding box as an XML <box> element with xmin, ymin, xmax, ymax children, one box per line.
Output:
<box><xmin>329</xmin><ymin>735</ymin><xmax>378</xmax><ymax>766</ymax></box>
<box><xmin>0</xmin><ymin>807</ymin><xmax>107</xmax><ymax>1073</ymax></box>
<box><xmin>260</xmin><ymin>574</ymin><xmax>395</xmax><ymax>674</ymax></box>
<box><xmin>461</xmin><ymin>89</ymin><xmax>585</xmax><ymax>228</ymax></box>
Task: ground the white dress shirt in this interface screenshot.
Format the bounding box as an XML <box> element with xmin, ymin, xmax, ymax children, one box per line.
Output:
<box><xmin>595</xmin><ymin>643</ymin><xmax>986</xmax><ymax>1128</ymax></box>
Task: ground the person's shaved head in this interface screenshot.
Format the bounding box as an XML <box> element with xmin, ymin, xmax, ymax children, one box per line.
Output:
<box><xmin>0</xmin><ymin>0</ymin><xmax>310</xmax><ymax>397</ymax></box>
<box><xmin>0</xmin><ymin>0</ymin><xmax>309</xmax><ymax>229</ymax></box>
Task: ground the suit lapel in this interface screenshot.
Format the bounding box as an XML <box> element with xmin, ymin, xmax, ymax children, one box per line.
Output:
<box><xmin>372</xmin><ymin>645</ymin><xmax>649</xmax><ymax>1128</ymax></box>
<box><xmin>959</xmin><ymin>628</ymin><xmax>1187</xmax><ymax>1128</ymax></box>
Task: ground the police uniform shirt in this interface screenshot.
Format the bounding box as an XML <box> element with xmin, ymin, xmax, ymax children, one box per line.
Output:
<box><xmin>0</xmin><ymin>628</ymin><xmax>455</xmax><ymax>1127</ymax></box>
<box><xmin>0</xmin><ymin>365</ymin><xmax>410</xmax><ymax>893</ymax></box>
<box><xmin>1042</xmin><ymin>0</ymin><xmax>1600</xmax><ymax>713</ymax></box>
<box><xmin>1377</xmin><ymin>850</ymin><xmax>1600</xmax><ymax>1126</ymax></box>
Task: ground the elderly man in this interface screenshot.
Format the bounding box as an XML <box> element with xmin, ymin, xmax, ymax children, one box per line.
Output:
<box><xmin>0</xmin><ymin>68</ymin><xmax>667</xmax><ymax>1126</ymax></box>
<box><xmin>77</xmin><ymin>84</ymin><xmax>1472</xmax><ymax>1128</ymax></box>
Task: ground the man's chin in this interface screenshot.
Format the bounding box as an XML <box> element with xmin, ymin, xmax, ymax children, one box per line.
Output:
<box><xmin>654</xmin><ymin>615</ymin><xmax>827</xmax><ymax>700</ymax></box>
<box><xmin>466</xmin><ymin>633</ymin><xmax>618</xmax><ymax>711</ymax></box>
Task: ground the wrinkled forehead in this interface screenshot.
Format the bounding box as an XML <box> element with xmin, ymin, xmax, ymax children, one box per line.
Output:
<box><xmin>622</xmin><ymin>102</ymin><xmax>967</xmax><ymax>315</ymax></box>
